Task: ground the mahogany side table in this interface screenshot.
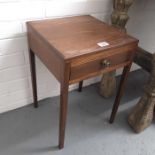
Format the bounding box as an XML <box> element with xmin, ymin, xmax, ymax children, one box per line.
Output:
<box><xmin>27</xmin><ymin>15</ymin><xmax>138</xmax><ymax>149</ymax></box>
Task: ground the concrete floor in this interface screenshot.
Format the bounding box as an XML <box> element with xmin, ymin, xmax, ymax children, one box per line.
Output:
<box><xmin>1</xmin><ymin>69</ymin><xmax>155</xmax><ymax>155</ymax></box>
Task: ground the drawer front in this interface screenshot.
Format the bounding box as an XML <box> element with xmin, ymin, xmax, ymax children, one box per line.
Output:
<box><xmin>69</xmin><ymin>51</ymin><xmax>132</xmax><ymax>83</ymax></box>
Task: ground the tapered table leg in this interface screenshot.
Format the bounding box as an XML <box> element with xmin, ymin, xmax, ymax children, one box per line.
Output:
<box><xmin>59</xmin><ymin>82</ymin><xmax>69</xmax><ymax>149</ymax></box>
<box><xmin>109</xmin><ymin>63</ymin><xmax>132</xmax><ymax>123</ymax></box>
<box><xmin>59</xmin><ymin>63</ymin><xmax>70</xmax><ymax>149</ymax></box>
<box><xmin>29</xmin><ymin>49</ymin><xmax>38</xmax><ymax>108</ymax></box>
<box><xmin>78</xmin><ymin>81</ymin><xmax>83</xmax><ymax>92</ymax></box>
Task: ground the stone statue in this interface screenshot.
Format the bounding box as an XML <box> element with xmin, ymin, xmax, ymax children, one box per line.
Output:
<box><xmin>103</xmin><ymin>0</ymin><xmax>155</xmax><ymax>133</ymax></box>
<box><xmin>100</xmin><ymin>0</ymin><xmax>134</xmax><ymax>97</ymax></box>
<box><xmin>128</xmin><ymin>55</ymin><xmax>155</xmax><ymax>132</ymax></box>
<box><xmin>112</xmin><ymin>0</ymin><xmax>133</xmax><ymax>30</ymax></box>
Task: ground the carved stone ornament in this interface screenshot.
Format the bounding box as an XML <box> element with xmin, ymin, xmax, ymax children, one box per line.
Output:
<box><xmin>100</xmin><ymin>0</ymin><xmax>134</xmax><ymax>97</ymax></box>
<box><xmin>100</xmin><ymin>0</ymin><xmax>155</xmax><ymax>133</ymax></box>
<box><xmin>128</xmin><ymin>55</ymin><xmax>155</xmax><ymax>133</ymax></box>
<box><xmin>112</xmin><ymin>0</ymin><xmax>134</xmax><ymax>30</ymax></box>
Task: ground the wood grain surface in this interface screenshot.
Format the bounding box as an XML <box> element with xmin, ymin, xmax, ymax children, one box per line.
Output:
<box><xmin>27</xmin><ymin>15</ymin><xmax>138</xmax><ymax>60</ymax></box>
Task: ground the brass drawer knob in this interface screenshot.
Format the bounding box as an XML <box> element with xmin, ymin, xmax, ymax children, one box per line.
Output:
<box><xmin>101</xmin><ymin>59</ymin><xmax>111</xmax><ymax>67</ymax></box>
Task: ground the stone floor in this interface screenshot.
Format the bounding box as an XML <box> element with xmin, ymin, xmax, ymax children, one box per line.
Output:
<box><xmin>1</xmin><ymin>69</ymin><xmax>155</xmax><ymax>155</ymax></box>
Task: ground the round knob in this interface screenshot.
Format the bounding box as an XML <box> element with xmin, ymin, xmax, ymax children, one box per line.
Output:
<box><xmin>102</xmin><ymin>59</ymin><xmax>111</xmax><ymax>67</ymax></box>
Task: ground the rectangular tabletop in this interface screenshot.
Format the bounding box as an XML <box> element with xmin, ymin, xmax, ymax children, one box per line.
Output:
<box><xmin>27</xmin><ymin>15</ymin><xmax>137</xmax><ymax>60</ymax></box>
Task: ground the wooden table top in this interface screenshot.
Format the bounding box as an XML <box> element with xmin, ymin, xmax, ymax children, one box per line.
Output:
<box><xmin>27</xmin><ymin>15</ymin><xmax>137</xmax><ymax>60</ymax></box>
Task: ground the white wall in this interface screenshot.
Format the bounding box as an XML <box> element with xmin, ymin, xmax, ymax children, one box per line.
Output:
<box><xmin>0</xmin><ymin>0</ymin><xmax>113</xmax><ymax>113</ymax></box>
<box><xmin>127</xmin><ymin>0</ymin><xmax>155</xmax><ymax>53</ymax></box>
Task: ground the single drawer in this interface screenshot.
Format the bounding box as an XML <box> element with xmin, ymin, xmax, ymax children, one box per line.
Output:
<box><xmin>69</xmin><ymin>51</ymin><xmax>132</xmax><ymax>83</ymax></box>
